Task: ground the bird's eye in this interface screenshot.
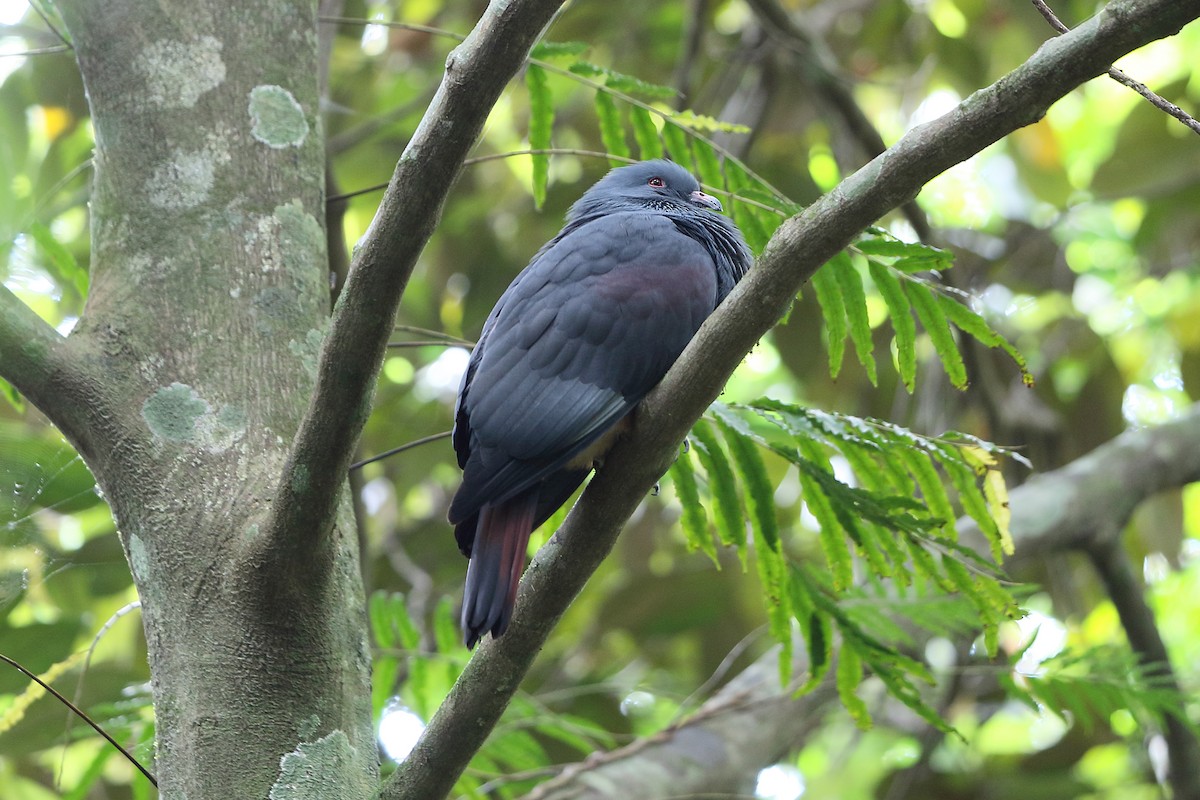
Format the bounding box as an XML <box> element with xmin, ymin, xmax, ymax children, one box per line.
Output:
<box><xmin>647</xmin><ymin>177</ymin><xmax>665</xmax><ymax>187</ymax></box>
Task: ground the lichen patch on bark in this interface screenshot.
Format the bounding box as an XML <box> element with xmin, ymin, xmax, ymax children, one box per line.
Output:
<box><xmin>143</xmin><ymin>383</ymin><xmax>210</xmax><ymax>443</ymax></box>
<box><xmin>147</xmin><ymin>135</ymin><xmax>232</xmax><ymax>211</ymax></box>
<box><xmin>248</xmin><ymin>85</ymin><xmax>309</xmax><ymax>149</ymax></box>
<box><xmin>135</xmin><ymin>36</ymin><xmax>226</xmax><ymax>109</ymax></box>
<box><xmin>142</xmin><ymin>382</ymin><xmax>246</xmax><ymax>452</ymax></box>
<box><xmin>268</xmin><ymin>730</ymin><xmax>356</xmax><ymax>800</ymax></box>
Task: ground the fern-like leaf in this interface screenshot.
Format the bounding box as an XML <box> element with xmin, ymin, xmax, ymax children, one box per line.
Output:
<box><xmin>525</xmin><ymin>64</ymin><xmax>553</xmax><ymax>208</ymax></box>
<box><xmin>905</xmin><ymin>279</ymin><xmax>968</xmax><ymax>388</ymax></box>
<box><xmin>593</xmin><ymin>92</ymin><xmax>628</xmax><ymax>165</ymax></box>
<box><xmin>629</xmin><ymin>105</ymin><xmax>663</xmax><ymax>160</ymax></box>
<box><xmin>810</xmin><ymin>262</ymin><xmax>848</xmax><ymax>379</ymax></box>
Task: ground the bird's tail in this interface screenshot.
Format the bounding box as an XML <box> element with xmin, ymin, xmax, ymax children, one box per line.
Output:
<box><xmin>461</xmin><ymin>487</ymin><xmax>540</xmax><ymax>648</ymax></box>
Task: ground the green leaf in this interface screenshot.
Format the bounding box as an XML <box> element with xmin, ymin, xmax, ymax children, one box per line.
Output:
<box><xmin>662</xmin><ymin>122</ymin><xmax>691</xmax><ymax>166</ymax></box>
<box><xmin>525</xmin><ymin>64</ymin><xmax>553</xmax><ymax>209</ymax></box>
<box><xmin>0</xmin><ymin>377</ymin><xmax>24</xmax><ymax>413</ymax></box>
<box><xmin>896</xmin><ymin>447</ymin><xmax>955</xmax><ymax>537</ymax></box>
<box><xmin>830</xmin><ymin>253</ymin><xmax>877</xmax><ymax>384</ymax></box>
<box><xmin>369</xmin><ymin>590</ymin><xmax>397</xmax><ymax>648</ymax></box>
<box><xmin>941</xmin><ymin>555</ymin><xmax>1000</xmax><ymax>657</ymax></box>
<box><xmin>794</xmin><ymin>441</ymin><xmax>854</xmax><ymax>590</ymax></box>
<box><xmin>857</xmin><ymin>236</ymin><xmax>950</xmax><ymax>264</ymax></box>
<box><xmin>905</xmin><ymin>280</ymin><xmax>967</xmax><ymax>389</ymax></box>
<box><xmin>810</xmin><ymin>262</ymin><xmax>847</xmax><ymax>379</ymax></box>
<box><xmin>668</xmin><ymin>109</ymin><xmax>752</xmax><ymax>134</ymax></box>
<box><xmin>836</xmin><ymin>644</ymin><xmax>871</xmax><ymax>729</ymax></box>
<box><xmin>668</xmin><ymin>443</ymin><xmax>719</xmax><ymax>567</ymax></box>
<box><xmin>723</xmin><ymin>160</ymin><xmax>774</xmax><ymax>254</ymax></box>
<box><xmin>570</xmin><ymin>61</ymin><xmax>676</xmax><ymax>99</ymax></box>
<box><xmin>937</xmin><ymin>294</ymin><xmax>1033</xmax><ymax>387</ymax></box>
<box><xmin>941</xmin><ymin>455</ymin><xmax>1000</xmax><ymax>553</ymax></box>
<box><xmin>530</xmin><ymin>41</ymin><xmax>589</xmax><ymax>59</ymax></box>
<box><xmin>790</xmin><ymin>573</ymin><xmax>832</xmax><ymax>693</ymax></box>
<box><xmin>867</xmin><ymin>260</ymin><xmax>917</xmax><ymax>392</ymax></box>
<box><xmin>630</xmin><ymin>105</ymin><xmax>663</xmax><ymax>160</ymax></box>
<box><xmin>715</xmin><ymin>411</ymin><xmax>791</xmax><ymax>663</ymax></box>
<box><xmin>593</xmin><ymin>91</ymin><xmax>629</xmax><ymax>165</ymax></box>
<box><xmin>691</xmin><ymin>139</ymin><xmax>724</xmax><ymax>190</ymax></box>
<box><xmin>691</xmin><ymin>418</ymin><xmax>747</xmax><ymax>562</ymax></box>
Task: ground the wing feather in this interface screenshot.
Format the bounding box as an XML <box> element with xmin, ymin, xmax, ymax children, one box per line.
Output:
<box><xmin>449</xmin><ymin>213</ymin><xmax>718</xmax><ymax>523</ymax></box>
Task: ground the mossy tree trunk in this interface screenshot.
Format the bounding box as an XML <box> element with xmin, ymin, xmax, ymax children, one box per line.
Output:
<box><xmin>44</xmin><ymin>2</ymin><xmax>377</xmax><ymax>796</ymax></box>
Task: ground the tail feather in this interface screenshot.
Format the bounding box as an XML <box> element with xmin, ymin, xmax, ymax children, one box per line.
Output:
<box><xmin>461</xmin><ymin>487</ymin><xmax>540</xmax><ymax>648</ymax></box>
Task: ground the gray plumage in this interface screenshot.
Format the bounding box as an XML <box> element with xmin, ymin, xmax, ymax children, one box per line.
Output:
<box><xmin>449</xmin><ymin>159</ymin><xmax>751</xmax><ymax>647</ymax></box>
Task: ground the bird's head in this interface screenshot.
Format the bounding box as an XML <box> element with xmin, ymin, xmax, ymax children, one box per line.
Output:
<box><xmin>567</xmin><ymin>159</ymin><xmax>723</xmax><ymax>220</ymax></box>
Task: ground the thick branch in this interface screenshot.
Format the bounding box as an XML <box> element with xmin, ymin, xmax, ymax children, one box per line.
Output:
<box><xmin>528</xmin><ymin>645</ymin><xmax>832</xmax><ymax>800</ymax></box>
<box><xmin>0</xmin><ymin>286</ymin><xmax>67</xmax><ymax>404</ymax></box>
<box><xmin>265</xmin><ymin>0</ymin><xmax>565</xmax><ymax>561</ymax></box>
<box><xmin>981</xmin><ymin>404</ymin><xmax>1200</xmax><ymax>564</ymax></box>
<box><xmin>0</xmin><ymin>286</ymin><xmax>107</xmax><ymax>451</ymax></box>
<box><xmin>385</xmin><ymin>1</ymin><xmax>1200</xmax><ymax>798</ymax></box>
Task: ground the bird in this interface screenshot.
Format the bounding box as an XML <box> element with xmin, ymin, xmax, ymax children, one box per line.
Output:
<box><xmin>448</xmin><ymin>159</ymin><xmax>752</xmax><ymax>648</ymax></box>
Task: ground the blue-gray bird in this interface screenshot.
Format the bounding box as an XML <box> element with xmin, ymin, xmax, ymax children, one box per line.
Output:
<box><xmin>449</xmin><ymin>159</ymin><xmax>751</xmax><ymax>647</ymax></box>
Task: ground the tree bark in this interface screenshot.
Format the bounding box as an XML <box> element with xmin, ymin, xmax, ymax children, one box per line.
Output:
<box><xmin>44</xmin><ymin>1</ymin><xmax>376</xmax><ymax>797</ymax></box>
<box><xmin>0</xmin><ymin>0</ymin><xmax>566</xmax><ymax>797</ymax></box>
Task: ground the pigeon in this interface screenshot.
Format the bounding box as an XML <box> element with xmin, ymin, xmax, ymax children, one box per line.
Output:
<box><xmin>449</xmin><ymin>159</ymin><xmax>752</xmax><ymax>647</ymax></box>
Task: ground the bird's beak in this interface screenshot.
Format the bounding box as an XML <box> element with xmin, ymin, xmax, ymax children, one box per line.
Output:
<box><xmin>689</xmin><ymin>190</ymin><xmax>722</xmax><ymax>211</ymax></box>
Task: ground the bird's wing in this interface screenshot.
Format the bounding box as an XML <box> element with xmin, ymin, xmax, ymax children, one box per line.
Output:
<box><xmin>448</xmin><ymin>213</ymin><xmax>718</xmax><ymax>523</ymax></box>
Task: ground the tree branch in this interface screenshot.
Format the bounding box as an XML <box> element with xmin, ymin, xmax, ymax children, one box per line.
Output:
<box><xmin>0</xmin><ymin>285</ymin><xmax>66</xmax><ymax>401</ymax></box>
<box><xmin>263</xmin><ymin>0</ymin><xmax>565</xmax><ymax>563</ymax></box>
<box><xmin>383</xmin><ymin>1</ymin><xmax>1200</xmax><ymax>798</ymax></box>
<box><xmin>980</xmin><ymin>404</ymin><xmax>1200</xmax><ymax>565</ymax></box>
<box><xmin>1088</xmin><ymin>537</ymin><xmax>1200</xmax><ymax>798</ymax></box>
<box><xmin>527</xmin><ymin>644</ymin><xmax>833</xmax><ymax>800</ymax></box>
<box><xmin>0</xmin><ymin>286</ymin><xmax>101</xmax><ymax>449</ymax></box>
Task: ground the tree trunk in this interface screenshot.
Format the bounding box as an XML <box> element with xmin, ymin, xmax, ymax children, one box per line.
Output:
<box><xmin>52</xmin><ymin>1</ymin><xmax>377</xmax><ymax>796</ymax></box>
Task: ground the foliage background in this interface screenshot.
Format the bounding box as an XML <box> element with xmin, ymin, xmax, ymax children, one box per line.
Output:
<box><xmin>1</xmin><ymin>0</ymin><xmax>1198</xmax><ymax>797</ymax></box>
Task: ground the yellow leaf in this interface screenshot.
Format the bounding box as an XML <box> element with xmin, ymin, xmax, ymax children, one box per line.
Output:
<box><xmin>984</xmin><ymin>467</ymin><xmax>1014</xmax><ymax>556</ymax></box>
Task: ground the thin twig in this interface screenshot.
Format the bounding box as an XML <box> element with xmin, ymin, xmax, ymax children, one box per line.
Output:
<box><xmin>60</xmin><ymin>601</ymin><xmax>143</xmax><ymax>787</ymax></box>
<box><xmin>1032</xmin><ymin>0</ymin><xmax>1200</xmax><ymax>135</ymax></box>
<box><xmin>332</xmin><ymin>147</ymin><xmax>788</xmax><ymax>217</ymax></box>
<box><xmin>0</xmin><ymin>652</ymin><xmax>157</xmax><ymax>788</ymax></box>
<box><xmin>387</xmin><ymin>340</ymin><xmax>468</xmax><ymax>348</ymax></box>
<box><xmin>29</xmin><ymin>0</ymin><xmax>72</xmax><ymax>49</ymax></box>
<box><xmin>350</xmin><ymin>430</ymin><xmax>452</xmax><ymax>470</ymax></box>
<box><xmin>317</xmin><ymin>15</ymin><xmax>466</xmax><ymax>42</ymax></box>
<box><xmin>392</xmin><ymin>324</ymin><xmax>475</xmax><ymax>345</ymax></box>
<box><xmin>0</xmin><ymin>45</ymin><xmax>71</xmax><ymax>56</ymax></box>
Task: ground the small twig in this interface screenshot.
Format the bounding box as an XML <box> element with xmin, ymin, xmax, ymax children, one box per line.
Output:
<box><xmin>317</xmin><ymin>15</ymin><xmax>466</xmax><ymax>42</ymax></box>
<box><xmin>350</xmin><ymin>430</ymin><xmax>452</xmax><ymax>470</ymax></box>
<box><xmin>60</xmin><ymin>601</ymin><xmax>143</xmax><ymax>786</ymax></box>
<box><xmin>392</xmin><ymin>324</ymin><xmax>475</xmax><ymax>345</ymax></box>
<box><xmin>670</xmin><ymin>624</ymin><xmax>768</xmax><ymax>725</ymax></box>
<box><xmin>1032</xmin><ymin>0</ymin><xmax>1200</xmax><ymax>135</ymax></box>
<box><xmin>332</xmin><ymin>148</ymin><xmax>786</xmax><ymax>217</ymax></box>
<box><xmin>387</xmin><ymin>340</ymin><xmax>468</xmax><ymax>348</ymax></box>
<box><xmin>29</xmin><ymin>0</ymin><xmax>72</xmax><ymax>49</ymax></box>
<box><xmin>0</xmin><ymin>45</ymin><xmax>71</xmax><ymax>56</ymax></box>
<box><xmin>465</xmin><ymin>147</ymin><xmax>633</xmax><ymax>167</ymax></box>
<box><xmin>0</xmin><ymin>652</ymin><xmax>157</xmax><ymax>788</ymax></box>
